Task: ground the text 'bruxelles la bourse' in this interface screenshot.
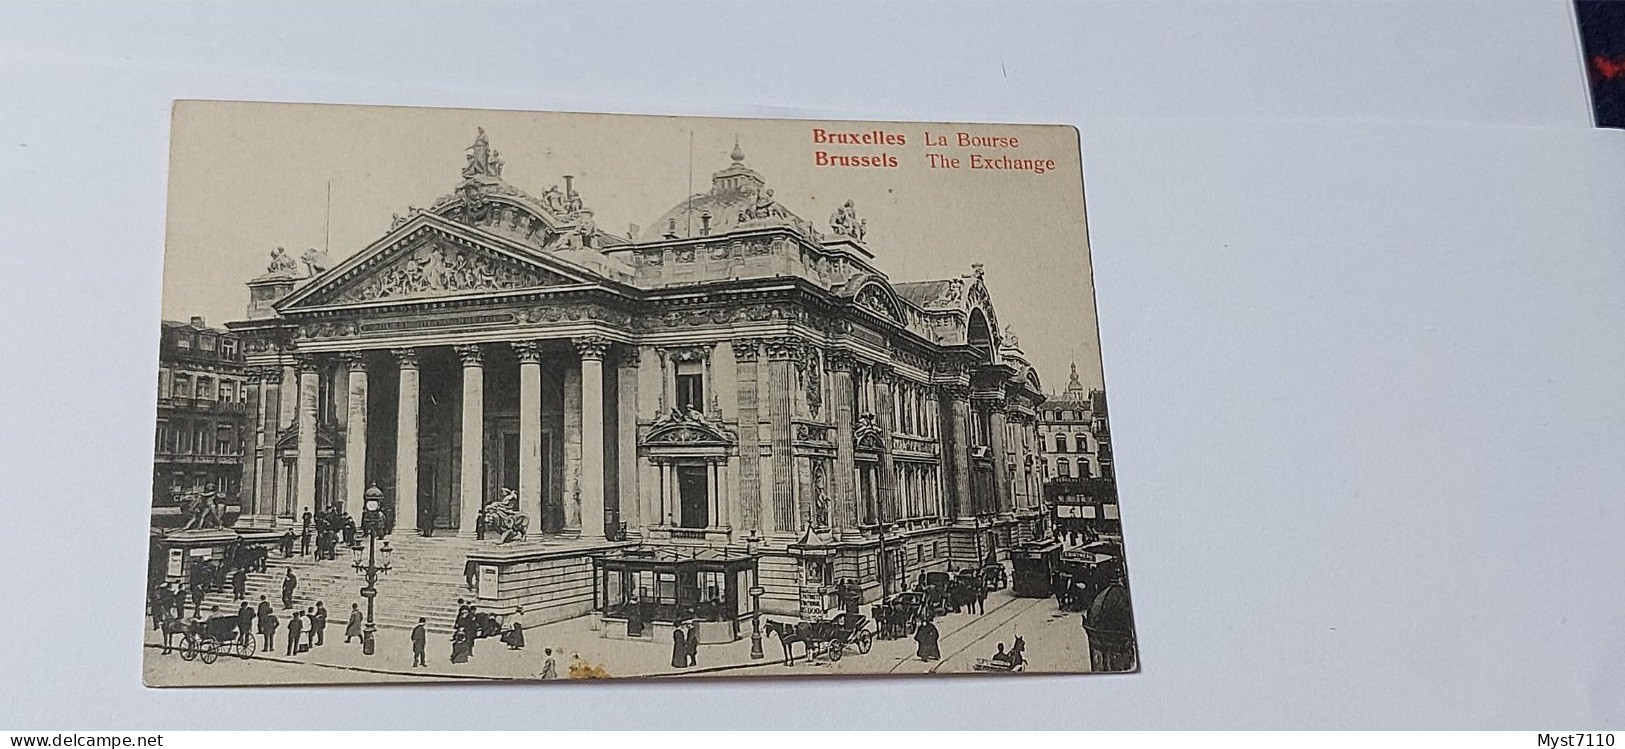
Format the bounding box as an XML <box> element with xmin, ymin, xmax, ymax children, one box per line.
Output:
<box><xmin>811</xmin><ymin>128</ymin><xmax>1059</xmax><ymax>175</ymax></box>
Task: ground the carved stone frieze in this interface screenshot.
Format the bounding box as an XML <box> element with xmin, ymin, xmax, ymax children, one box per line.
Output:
<box><xmin>332</xmin><ymin>240</ymin><xmax>563</xmax><ymax>304</ymax></box>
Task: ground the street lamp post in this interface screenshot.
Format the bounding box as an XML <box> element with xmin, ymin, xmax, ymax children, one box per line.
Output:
<box><xmin>746</xmin><ymin>529</ymin><xmax>764</xmax><ymax>660</ymax></box>
<box><xmin>352</xmin><ymin>486</ymin><xmax>393</xmax><ymax>657</ymax></box>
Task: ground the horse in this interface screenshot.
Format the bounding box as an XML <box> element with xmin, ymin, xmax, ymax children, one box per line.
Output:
<box><xmin>765</xmin><ymin>619</ymin><xmax>819</xmax><ymax>665</ymax></box>
<box><xmin>156</xmin><ymin>612</ymin><xmax>195</xmax><ymax>655</ymax></box>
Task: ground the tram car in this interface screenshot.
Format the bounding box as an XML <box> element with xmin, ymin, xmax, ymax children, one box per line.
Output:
<box><xmin>1010</xmin><ymin>540</ymin><xmax>1065</xmax><ymax>597</ymax></box>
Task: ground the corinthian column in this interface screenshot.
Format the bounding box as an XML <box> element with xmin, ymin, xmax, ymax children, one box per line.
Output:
<box><xmin>945</xmin><ymin>384</ymin><xmax>973</xmax><ymax>520</ymax></box>
<box><xmin>513</xmin><ymin>341</ymin><xmax>545</xmax><ymax>530</ymax></box>
<box><xmin>575</xmin><ymin>337</ymin><xmax>610</xmax><ymax>541</ymax></box>
<box><xmin>456</xmin><ymin>344</ymin><xmax>485</xmax><ymax>537</ymax></box>
<box><xmin>342</xmin><ymin>352</ymin><xmax>369</xmax><ymax>521</ymax></box>
<box><xmin>828</xmin><ymin>350</ymin><xmax>859</xmax><ymax>536</ymax></box>
<box><xmin>394</xmin><ymin>348</ymin><xmax>420</xmax><ymax>535</ymax></box>
<box><xmin>295</xmin><ymin>356</ymin><xmax>320</xmax><ymax>516</ymax></box>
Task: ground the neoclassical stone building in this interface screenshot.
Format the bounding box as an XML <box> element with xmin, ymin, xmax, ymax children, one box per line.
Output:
<box><xmin>228</xmin><ymin>130</ymin><xmax>1046</xmax><ymax>620</ymax></box>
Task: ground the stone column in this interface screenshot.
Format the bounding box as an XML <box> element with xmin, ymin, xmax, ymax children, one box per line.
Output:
<box><xmin>394</xmin><ymin>348</ymin><xmax>420</xmax><ymax>535</ymax></box>
<box><xmin>615</xmin><ymin>349</ymin><xmax>640</xmax><ymax>535</ymax></box>
<box><xmin>575</xmin><ymin>337</ymin><xmax>610</xmax><ymax>541</ymax></box>
<box><xmin>874</xmin><ymin>367</ymin><xmax>898</xmax><ymax>524</ymax></box>
<box><xmin>342</xmin><ymin>352</ymin><xmax>369</xmax><ymax>520</ymax></box>
<box><xmin>513</xmin><ymin>341</ymin><xmax>545</xmax><ymax>530</ymax></box>
<box><xmin>946</xmin><ymin>384</ymin><xmax>973</xmax><ymax>520</ymax></box>
<box><xmin>988</xmin><ymin>401</ymin><xmax>1011</xmax><ymax>515</ymax></box>
<box><xmin>295</xmin><ymin>356</ymin><xmax>320</xmax><ymax>516</ymax></box>
<box><xmin>828</xmin><ymin>350</ymin><xmax>858</xmax><ymax>536</ymax></box>
<box><xmin>244</xmin><ymin>368</ymin><xmax>267</xmax><ymax>516</ymax></box>
<box><xmin>729</xmin><ymin>339</ymin><xmax>763</xmax><ymax>533</ymax></box>
<box><xmin>278</xmin><ymin>363</ymin><xmax>298</xmax><ymax>432</ymax></box>
<box><xmin>456</xmin><ymin>344</ymin><xmax>485</xmax><ymax>537</ymax></box>
<box><xmin>764</xmin><ymin>338</ymin><xmax>800</xmax><ymax>534</ymax></box>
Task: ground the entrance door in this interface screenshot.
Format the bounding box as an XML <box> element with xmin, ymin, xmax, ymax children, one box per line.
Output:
<box><xmin>677</xmin><ymin>464</ymin><xmax>709</xmax><ymax>529</ymax></box>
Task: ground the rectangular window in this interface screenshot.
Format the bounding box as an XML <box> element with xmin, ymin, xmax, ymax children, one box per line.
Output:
<box><xmin>199</xmin><ymin>335</ymin><xmax>217</xmax><ymax>352</ymax></box>
<box><xmin>677</xmin><ymin>463</ymin><xmax>709</xmax><ymax>529</ymax></box>
<box><xmin>675</xmin><ymin>360</ymin><xmax>704</xmax><ymax>414</ymax></box>
<box><xmin>221</xmin><ymin>339</ymin><xmax>237</xmax><ymax>357</ymax></box>
<box><xmin>176</xmin><ymin>336</ymin><xmax>192</xmax><ymax>349</ymax></box>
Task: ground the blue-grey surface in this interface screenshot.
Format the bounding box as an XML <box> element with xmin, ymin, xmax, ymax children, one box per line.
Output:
<box><xmin>1</xmin><ymin>0</ymin><xmax>1620</xmax><ymax>730</ymax></box>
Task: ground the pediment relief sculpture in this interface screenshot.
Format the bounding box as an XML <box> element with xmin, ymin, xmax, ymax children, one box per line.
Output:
<box><xmin>328</xmin><ymin>241</ymin><xmax>565</xmax><ymax>305</ymax></box>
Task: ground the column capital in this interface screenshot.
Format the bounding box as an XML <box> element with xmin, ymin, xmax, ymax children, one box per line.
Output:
<box><xmin>248</xmin><ymin>366</ymin><xmax>280</xmax><ymax>384</ymax></box>
<box><xmin>825</xmin><ymin>348</ymin><xmax>860</xmax><ymax>372</ymax></box>
<box><xmin>573</xmin><ymin>336</ymin><xmax>611</xmax><ymax>360</ymax></box>
<box><xmin>729</xmin><ymin>338</ymin><xmax>761</xmax><ymax>362</ymax></box>
<box><xmin>869</xmin><ymin>362</ymin><xmax>896</xmax><ymax>383</ymax></box>
<box><xmin>340</xmin><ymin>351</ymin><xmax>369</xmax><ymax>373</ymax></box>
<box><xmin>511</xmin><ymin>340</ymin><xmax>544</xmax><ymax>365</ymax></box>
<box><xmin>392</xmin><ymin>347</ymin><xmax>420</xmax><ymax>369</ymax></box>
<box><xmin>294</xmin><ymin>354</ymin><xmax>321</xmax><ymax>375</ymax></box>
<box><xmin>454</xmin><ymin>344</ymin><xmax>485</xmax><ymax>367</ymax></box>
<box><xmin>939</xmin><ymin>383</ymin><xmax>972</xmax><ymax>401</ymax></box>
<box><xmin>762</xmin><ymin>336</ymin><xmax>805</xmax><ymax>361</ymax></box>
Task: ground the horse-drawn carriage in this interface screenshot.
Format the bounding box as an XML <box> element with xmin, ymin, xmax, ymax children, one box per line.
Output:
<box><xmin>872</xmin><ymin>590</ymin><xmax>929</xmax><ymax>640</ymax></box>
<box><xmin>764</xmin><ymin>612</ymin><xmax>874</xmax><ymax>665</ymax></box>
<box><xmin>972</xmin><ymin>636</ymin><xmax>1027</xmax><ymax>673</ymax></box>
<box><xmin>1055</xmin><ymin>547</ymin><xmax>1123</xmax><ymax>612</ymax></box>
<box><xmin>177</xmin><ymin>615</ymin><xmax>256</xmax><ymax>664</ymax></box>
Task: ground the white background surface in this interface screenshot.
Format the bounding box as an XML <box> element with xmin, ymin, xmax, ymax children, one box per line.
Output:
<box><xmin>2</xmin><ymin>1</ymin><xmax>1622</xmax><ymax>729</ymax></box>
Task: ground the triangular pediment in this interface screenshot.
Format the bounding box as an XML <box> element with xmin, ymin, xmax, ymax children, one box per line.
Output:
<box><xmin>276</xmin><ymin>214</ymin><xmax>610</xmax><ymax>311</ymax></box>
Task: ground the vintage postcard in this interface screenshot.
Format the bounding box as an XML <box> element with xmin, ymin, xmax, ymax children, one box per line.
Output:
<box><xmin>144</xmin><ymin>101</ymin><xmax>1134</xmax><ymax>686</ymax></box>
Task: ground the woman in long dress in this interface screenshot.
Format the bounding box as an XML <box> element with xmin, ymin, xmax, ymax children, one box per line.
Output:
<box><xmin>671</xmin><ymin>626</ymin><xmax>688</xmax><ymax>668</ymax></box>
<box><xmin>501</xmin><ymin>607</ymin><xmax>526</xmax><ymax>650</ymax></box>
<box><xmin>914</xmin><ymin>617</ymin><xmax>941</xmax><ymax>661</ymax></box>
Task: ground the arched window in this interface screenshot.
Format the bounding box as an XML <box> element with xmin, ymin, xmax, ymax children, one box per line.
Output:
<box><xmin>1076</xmin><ymin>459</ymin><xmax>1092</xmax><ymax>479</ymax></box>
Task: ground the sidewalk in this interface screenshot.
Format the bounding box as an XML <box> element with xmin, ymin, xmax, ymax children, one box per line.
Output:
<box><xmin>143</xmin><ymin>590</ymin><xmax>1035</xmax><ymax>682</ymax></box>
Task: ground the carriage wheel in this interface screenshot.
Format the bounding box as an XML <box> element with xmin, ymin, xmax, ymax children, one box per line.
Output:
<box><xmin>200</xmin><ymin>640</ymin><xmax>220</xmax><ymax>665</ymax></box>
<box><xmin>179</xmin><ymin>635</ymin><xmax>199</xmax><ymax>662</ymax></box>
<box><xmin>828</xmin><ymin>642</ymin><xmax>843</xmax><ymax>661</ymax></box>
<box><xmin>239</xmin><ymin>637</ymin><xmax>257</xmax><ymax>659</ymax></box>
<box><xmin>857</xmin><ymin>631</ymin><xmax>873</xmax><ymax>654</ymax></box>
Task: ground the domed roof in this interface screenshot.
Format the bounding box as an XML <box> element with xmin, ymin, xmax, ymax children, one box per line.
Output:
<box><xmin>639</xmin><ymin>141</ymin><xmax>816</xmax><ymax>242</ymax></box>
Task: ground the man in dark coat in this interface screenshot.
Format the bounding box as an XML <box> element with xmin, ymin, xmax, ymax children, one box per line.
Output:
<box><xmin>312</xmin><ymin>602</ymin><xmax>328</xmax><ymax>647</ymax></box>
<box><xmin>236</xmin><ymin>601</ymin><xmax>255</xmax><ymax>647</ymax></box>
<box><xmin>260</xmin><ymin>610</ymin><xmax>278</xmax><ymax>652</ymax></box>
<box><xmin>345</xmin><ymin>603</ymin><xmax>364</xmax><ymax>643</ymax></box>
<box><xmin>286</xmin><ymin>609</ymin><xmax>304</xmax><ymax>655</ymax></box>
<box><xmin>300</xmin><ymin>509</ymin><xmax>313</xmax><ymax>556</ymax></box>
<box><xmin>281</xmin><ymin>568</ymin><xmax>297</xmax><ymax>609</ymax></box>
<box><xmin>411</xmin><ymin>617</ymin><xmax>428</xmax><ymax>667</ymax></box>
<box><xmin>231</xmin><ymin>565</ymin><xmax>248</xmax><ymax>600</ymax></box>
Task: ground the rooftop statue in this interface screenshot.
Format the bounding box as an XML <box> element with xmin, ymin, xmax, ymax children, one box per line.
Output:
<box><xmin>265</xmin><ymin>246</ymin><xmax>301</xmax><ymax>278</ymax></box>
<box><xmin>462</xmin><ymin>127</ymin><xmax>499</xmax><ymax>179</ymax></box>
<box><xmin>301</xmin><ymin>248</ymin><xmax>333</xmax><ymax>277</ymax></box>
<box><xmin>830</xmin><ymin>199</ymin><xmax>867</xmax><ymax>241</ymax></box>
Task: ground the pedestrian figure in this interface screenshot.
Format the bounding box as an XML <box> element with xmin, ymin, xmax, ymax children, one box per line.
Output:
<box><xmin>300</xmin><ymin>509</ymin><xmax>313</xmax><ymax>556</ymax></box>
<box><xmin>236</xmin><ymin>601</ymin><xmax>255</xmax><ymax>647</ymax></box>
<box><xmin>671</xmin><ymin>625</ymin><xmax>688</xmax><ymax>668</ymax></box>
<box><xmin>411</xmin><ymin>617</ymin><xmax>428</xmax><ymax>667</ymax></box>
<box><xmin>286</xmin><ymin>609</ymin><xmax>304</xmax><ymax>655</ymax></box>
<box><xmin>342</xmin><ymin>517</ymin><xmax>356</xmax><ymax>547</ymax></box>
<box><xmin>450</xmin><ymin>628</ymin><xmax>472</xmax><ymax>664</ymax></box>
<box><xmin>539</xmin><ymin>648</ymin><xmax>558</xmax><ymax>679</ymax></box>
<box><xmin>687</xmin><ymin>622</ymin><xmax>699</xmax><ymax>667</ymax></box>
<box><xmin>345</xmin><ymin>603</ymin><xmax>364</xmax><ymax>643</ymax></box>
<box><xmin>501</xmin><ymin>606</ymin><xmax>526</xmax><ymax>650</ymax></box>
<box><xmin>463</xmin><ymin>561</ymin><xmax>478</xmax><ymax>592</ymax></box>
<box><xmin>914</xmin><ymin>616</ymin><xmax>941</xmax><ymax>661</ymax></box>
<box><xmin>281</xmin><ymin>568</ymin><xmax>297</xmax><ymax>609</ymax></box>
<box><xmin>231</xmin><ymin>565</ymin><xmax>247</xmax><ymax>600</ymax></box>
<box><xmin>260</xmin><ymin>609</ymin><xmax>278</xmax><ymax>652</ymax></box>
<box><xmin>974</xmin><ymin>582</ymin><xmax>987</xmax><ymax>615</ymax></box>
<box><xmin>312</xmin><ymin>602</ymin><xmax>328</xmax><ymax>646</ymax></box>
<box><xmin>280</xmin><ymin>529</ymin><xmax>295</xmax><ymax>557</ymax></box>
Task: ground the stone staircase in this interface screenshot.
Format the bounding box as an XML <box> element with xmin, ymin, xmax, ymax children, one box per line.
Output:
<box><xmin>193</xmin><ymin>535</ymin><xmax>477</xmax><ymax>635</ymax></box>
